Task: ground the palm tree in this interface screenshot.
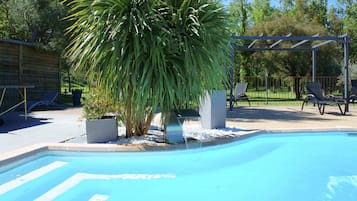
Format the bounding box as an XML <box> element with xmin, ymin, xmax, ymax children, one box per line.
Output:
<box><xmin>66</xmin><ymin>0</ymin><xmax>231</xmax><ymax>138</ymax></box>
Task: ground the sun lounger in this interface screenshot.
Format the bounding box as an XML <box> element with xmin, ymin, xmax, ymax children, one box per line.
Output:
<box><xmin>349</xmin><ymin>80</ymin><xmax>357</xmax><ymax>103</ymax></box>
<box><xmin>16</xmin><ymin>91</ymin><xmax>59</xmax><ymax>113</ymax></box>
<box><xmin>301</xmin><ymin>82</ymin><xmax>346</xmax><ymax>115</ymax></box>
<box><xmin>232</xmin><ymin>83</ymin><xmax>250</xmax><ymax>107</ymax></box>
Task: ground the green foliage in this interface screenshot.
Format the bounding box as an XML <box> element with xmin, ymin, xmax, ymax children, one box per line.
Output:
<box><xmin>0</xmin><ymin>0</ymin><xmax>70</xmax><ymax>52</ymax></box>
<box><xmin>66</xmin><ymin>0</ymin><xmax>231</xmax><ymax>137</ymax></box>
<box><xmin>307</xmin><ymin>0</ymin><xmax>328</xmax><ymax>25</ymax></box>
<box><xmin>82</xmin><ymin>87</ymin><xmax>120</xmax><ymax>120</ymax></box>
<box><xmin>339</xmin><ymin>0</ymin><xmax>357</xmax><ymax>63</ymax></box>
<box><xmin>249</xmin><ymin>0</ymin><xmax>273</xmax><ymax>24</ymax></box>
<box><xmin>228</xmin><ymin>0</ymin><xmax>249</xmax><ymax>35</ymax></box>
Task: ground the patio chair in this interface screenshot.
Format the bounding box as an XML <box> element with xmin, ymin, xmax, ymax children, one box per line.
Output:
<box><xmin>16</xmin><ymin>91</ymin><xmax>59</xmax><ymax>113</ymax></box>
<box><xmin>301</xmin><ymin>82</ymin><xmax>346</xmax><ymax>115</ymax></box>
<box><xmin>232</xmin><ymin>83</ymin><xmax>251</xmax><ymax>107</ymax></box>
<box><xmin>349</xmin><ymin>79</ymin><xmax>357</xmax><ymax>103</ymax></box>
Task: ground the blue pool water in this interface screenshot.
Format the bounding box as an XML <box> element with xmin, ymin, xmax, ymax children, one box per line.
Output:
<box><xmin>0</xmin><ymin>131</ymin><xmax>357</xmax><ymax>201</ymax></box>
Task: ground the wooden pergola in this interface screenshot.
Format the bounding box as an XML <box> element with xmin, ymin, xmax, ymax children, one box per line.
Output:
<box><xmin>229</xmin><ymin>34</ymin><xmax>350</xmax><ymax>110</ymax></box>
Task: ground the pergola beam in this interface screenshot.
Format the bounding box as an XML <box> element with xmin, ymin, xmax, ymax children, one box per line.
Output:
<box><xmin>291</xmin><ymin>39</ymin><xmax>309</xmax><ymax>48</ymax></box>
<box><xmin>248</xmin><ymin>39</ymin><xmax>258</xmax><ymax>48</ymax></box>
<box><xmin>247</xmin><ymin>33</ymin><xmax>263</xmax><ymax>48</ymax></box>
<box><xmin>232</xmin><ymin>35</ymin><xmax>344</xmax><ymax>41</ymax></box>
<box><xmin>269</xmin><ymin>33</ymin><xmax>291</xmax><ymax>48</ymax></box>
<box><xmin>291</xmin><ymin>34</ymin><xmax>319</xmax><ymax>48</ymax></box>
<box><xmin>312</xmin><ymin>40</ymin><xmax>333</xmax><ymax>49</ymax></box>
<box><xmin>235</xmin><ymin>47</ymin><xmax>313</xmax><ymax>51</ymax></box>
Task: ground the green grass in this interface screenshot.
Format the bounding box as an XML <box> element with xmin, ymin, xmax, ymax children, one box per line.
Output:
<box><xmin>59</xmin><ymin>83</ymin><xmax>89</xmax><ymax>106</ymax></box>
<box><xmin>57</xmin><ymin>94</ymin><xmax>74</xmax><ymax>106</ymax></box>
<box><xmin>228</xmin><ymin>87</ymin><xmax>346</xmax><ymax>106</ymax></box>
<box><xmin>227</xmin><ymin>89</ymin><xmax>302</xmax><ymax>106</ymax></box>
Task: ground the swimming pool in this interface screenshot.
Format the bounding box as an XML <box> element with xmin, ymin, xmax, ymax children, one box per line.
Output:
<box><xmin>0</xmin><ymin>131</ymin><xmax>357</xmax><ymax>201</ymax></box>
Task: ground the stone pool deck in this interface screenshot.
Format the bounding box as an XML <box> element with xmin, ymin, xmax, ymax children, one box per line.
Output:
<box><xmin>226</xmin><ymin>105</ymin><xmax>357</xmax><ymax>132</ymax></box>
<box><xmin>0</xmin><ymin>104</ymin><xmax>357</xmax><ymax>157</ymax></box>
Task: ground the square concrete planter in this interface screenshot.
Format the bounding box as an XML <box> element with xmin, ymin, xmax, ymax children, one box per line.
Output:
<box><xmin>86</xmin><ymin>118</ymin><xmax>118</xmax><ymax>143</ymax></box>
<box><xmin>199</xmin><ymin>90</ymin><xmax>226</xmax><ymax>129</ymax></box>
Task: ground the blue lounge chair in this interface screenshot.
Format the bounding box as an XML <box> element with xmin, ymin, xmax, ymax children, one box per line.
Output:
<box><xmin>17</xmin><ymin>92</ymin><xmax>59</xmax><ymax>112</ymax></box>
<box><xmin>301</xmin><ymin>82</ymin><xmax>346</xmax><ymax>115</ymax></box>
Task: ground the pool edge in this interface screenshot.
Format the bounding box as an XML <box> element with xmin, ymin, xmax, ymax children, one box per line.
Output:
<box><xmin>0</xmin><ymin>144</ymin><xmax>49</xmax><ymax>167</ymax></box>
<box><xmin>1</xmin><ymin>128</ymin><xmax>357</xmax><ymax>165</ymax></box>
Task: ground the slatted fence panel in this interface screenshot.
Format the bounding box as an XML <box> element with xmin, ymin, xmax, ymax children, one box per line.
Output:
<box><xmin>0</xmin><ymin>39</ymin><xmax>60</xmax><ymax>109</ymax></box>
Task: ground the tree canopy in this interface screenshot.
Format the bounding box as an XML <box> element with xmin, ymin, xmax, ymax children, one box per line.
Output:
<box><xmin>0</xmin><ymin>0</ymin><xmax>70</xmax><ymax>52</ymax></box>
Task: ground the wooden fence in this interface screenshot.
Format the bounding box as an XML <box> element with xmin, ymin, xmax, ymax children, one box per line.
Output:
<box><xmin>0</xmin><ymin>39</ymin><xmax>60</xmax><ymax>108</ymax></box>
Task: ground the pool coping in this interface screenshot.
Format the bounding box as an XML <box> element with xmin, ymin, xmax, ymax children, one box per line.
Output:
<box><xmin>1</xmin><ymin>128</ymin><xmax>357</xmax><ymax>167</ymax></box>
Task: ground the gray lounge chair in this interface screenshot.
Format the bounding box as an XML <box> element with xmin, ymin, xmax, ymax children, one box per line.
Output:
<box><xmin>232</xmin><ymin>83</ymin><xmax>250</xmax><ymax>107</ymax></box>
<box><xmin>301</xmin><ymin>82</ymin><xmax>346</xmax><ymax>115</ymax></box>
<box><xmin>349</xmin><ymin>80</ymin><xmax>357</xmax><ymax>103</ymax></box>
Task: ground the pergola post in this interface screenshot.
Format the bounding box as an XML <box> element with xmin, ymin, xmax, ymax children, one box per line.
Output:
<box><xmin>344</xmin><ymin>35</ymin><xmax>349</xmax><ymax>111</ymax></box>
<box><xmin>344</xmin><ymin>35</ymin><xmax>349</xmax><ymax>99</ymax></box>
<box><xmin>312</xmin><ymin>49</ymin><xmax>317</xmax><ymax>82</ymax></box>
<box><xmin>229</xmin><ymin>43</ymin><xmax>235</xmax><ymax>111</ymax></box>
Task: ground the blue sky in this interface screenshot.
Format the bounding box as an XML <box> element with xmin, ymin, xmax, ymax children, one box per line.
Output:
<box><xmin>220</xmin><ymin>0</ymin><xmax>340</xmax><ymax>8</ymax></box>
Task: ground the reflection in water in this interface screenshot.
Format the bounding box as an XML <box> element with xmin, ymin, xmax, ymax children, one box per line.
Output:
<box><xmin>326</xmin><ymin>176</ymin><xmax>357</xmax><ymax>201</ymax></box>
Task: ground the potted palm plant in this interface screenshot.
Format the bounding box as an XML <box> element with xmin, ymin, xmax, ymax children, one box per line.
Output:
<box><xmin>82</xmin><ymin>88</ymin><xmax>119</xmax><ymax>143</ymax></box>
<box><xmin>66</xmin><ymin>0</ymin><xmax>231</xmax><ymax>140</ymax></box>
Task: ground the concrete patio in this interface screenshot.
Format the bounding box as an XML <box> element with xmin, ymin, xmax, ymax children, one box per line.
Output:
<box><xmin>226</xmin><ymin>105</ymin><xmax>357</xmax><ymax>131</ymax></box>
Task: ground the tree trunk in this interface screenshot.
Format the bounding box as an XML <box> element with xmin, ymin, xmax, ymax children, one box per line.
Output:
<box><xmin>67</xmin><ymin>68</ymin><xmax>72</xmax><ymax>92</ymax></box>
<box><xmin>143</xmin><ymin>110</ymin><xmax>154</xmax><ymax>134</ymax></box>
<box><xmin>125</xmin><ymin>89</ymin><xmax>133</xmax><ymax>138</ymax></box>
<box><xmin>29</xmin><ymin>25</ymin><xmax>38</xmax><ymax>43</ymax></box>
<box><xmin>294</xmin><ymin>77</ymin><xmax>301</xmax><ymax>100</ymax></box>
<box><xmin>133</xmin><ymin>108</ymin><xmax>154</xmax><ymax>136</ymax></box>
<box><xmin>162</xmin><ymin>113</ymin><xmax>169</xmax><ymax>143</ymax></box>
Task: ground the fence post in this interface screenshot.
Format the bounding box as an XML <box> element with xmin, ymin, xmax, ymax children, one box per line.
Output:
<box><xmin>19</xmin><ymin>45</ymin><xmax>23</xmax><ymax>84</ymax></box>
<box><xmin>265</xmin><ymin>71</ymin><xmax>268</xmax><ymax>104</ymax></box>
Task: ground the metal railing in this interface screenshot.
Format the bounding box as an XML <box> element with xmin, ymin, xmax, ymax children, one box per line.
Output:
<box><xmin>233</xmin><ymin>76</ymin><xmax>355</xmax><ymax>105</ymax></box>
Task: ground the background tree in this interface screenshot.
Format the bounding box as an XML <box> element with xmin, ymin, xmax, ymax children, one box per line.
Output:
<box><xmin>280</xmin><ymin>0</ymin><xmax>294</xmax><ymax>14</ymax></box>
<box><xmin>338</xmin><ymin>0</ymin><xmax>357</xmax><ymax>80</ymax></box>
<box><xmin>0</xmin><ymin>0</ymin><xmax>10</xmax><ymax>38</ymax></box>
<box><xmin>339</xmin><ymin>0</ymin><xmax>357</xmax><ymax>63</ymax></box>
<box><xmin>67</xmin><ymin>0</ymin><xmax>231</xmax><ymax>137</ymax></box>
<box><xmin>228</xmin><ymin>0</ymin><xmax>251</xmax><ymax>82</ymax></box>
<box><xmin>307</xmin><ymin>0</ymin><xmax>328</xmax><ymax>25</ymax></box>
<box><xmin>228</xmin><ymin>0</ymin><xmax>249</xmax><ymax>36</ymax></box>
<box><xmin>249</xmin><ymin>0</ymin><xmax>273</xmax><ymax>24</ymax></box>
<box><xmin>327</xmin><ymin>5</ymin><xmax>344</xmax><ymax>36</ymax></box>
<box><xmin>0</xmin><ymin>0</ymin><xmax>69</xmax><ymax>52</ymax></box>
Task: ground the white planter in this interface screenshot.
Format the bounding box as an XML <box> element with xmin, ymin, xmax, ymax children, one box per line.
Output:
<box><xmin>199</xmin><ymin>90</ymin><xmax>226</xmax><ymax>129</ymax></box>
<box><xmin>86</xmin><ymin>118</ymin><xmax>118</xmax><ymax>143</ymax></box>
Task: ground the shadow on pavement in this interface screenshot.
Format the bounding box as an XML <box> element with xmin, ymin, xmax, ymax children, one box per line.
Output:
<box><xmin>226</xmin><ymin>107</ymin><xmax>337</xmax><ymax>122</ymax></box>
<box><xmin>0</xmin><ymin>112</ymin><xmax>51</xmax><ymax>133</ymax></box>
